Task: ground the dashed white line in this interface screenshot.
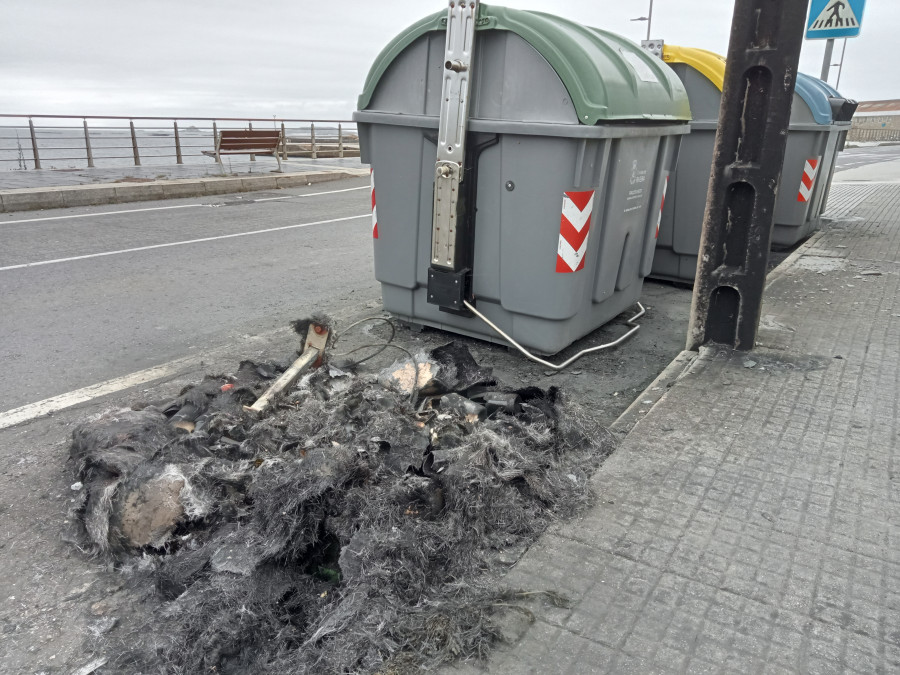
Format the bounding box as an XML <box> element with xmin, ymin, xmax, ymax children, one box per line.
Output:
<box><xmin>299</xmin><ymin>186</ymin><xmax>370</xmax><ymax>196</ymax></box>
<box><xmin>0</xmin><ymin>213</ymin><xmax>368</xmax><ymax>272</ymax></box>
<box><xmin>254</xmin><ymin>185</ymin><xmax>370</xmax><ymax>201</ymax></box>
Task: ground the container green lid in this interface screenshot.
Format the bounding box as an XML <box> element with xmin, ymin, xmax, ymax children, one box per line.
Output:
<box><xmin>357</xmin><ymin>4</ymin><xmax>691</xmax><ymax>124</ymax></box>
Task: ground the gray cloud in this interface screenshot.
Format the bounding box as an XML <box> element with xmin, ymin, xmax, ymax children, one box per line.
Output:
<box><xmin>2</xmin><ymin>0</ymin><xmax>897</xmax><ymax>121</ymax></box>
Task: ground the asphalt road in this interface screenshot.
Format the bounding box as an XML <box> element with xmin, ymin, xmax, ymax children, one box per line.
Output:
<box><xmin>0</xmin><ymin>145</ymin><xmax>896</xmax><ymax>674</ymax></box>
<box><xmin>2</xmin><ymin>141</ymin><xmax>895</xmax><ymax>417</ymax></box>
<box><xmin>0</xmin><ymin>177</ymin><xmax>378</xmax><ymax>411</ymax></box>
<box><xmin>835</xmin><ymin>142</ymin><xmax>900</xmax><ymax>171</ymax></box>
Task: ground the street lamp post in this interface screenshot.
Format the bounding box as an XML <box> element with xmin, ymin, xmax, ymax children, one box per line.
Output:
<box><xmin>834</xmin><ymin>38</ymin><xmax>848</xmax><ymax>89</ymax></box>
<box><xmin>630</xmin><ymin>0</ymin><xmax>655</xmax><ymax>41</ymax></box>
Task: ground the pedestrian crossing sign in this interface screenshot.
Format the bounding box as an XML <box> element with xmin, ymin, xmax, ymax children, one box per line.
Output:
<box><xmin>806</xmin><ymin>0</ymin><xmax>866</xmax><ymax>39</ymax></box>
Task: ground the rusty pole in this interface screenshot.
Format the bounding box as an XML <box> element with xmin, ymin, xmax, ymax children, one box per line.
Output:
<box><xmin>83</xmin><ymin>119</ymin><xmax>94</xmax><ymax>168</ymax></box>
<box><xmin>129</xmin><ymin>120</ymin><xmax>141</xmax><ymax>166</ymax></box>
<box><xmin>173</xmin><ymin>121</ymin><xmax>183</xmax><ymax>164</ymax></box>
<box><xmin>687</xmin><ymin>0</ymin><xmax>810</xmax><ymax>351</ymax></box>
<box><xmin>28</xmin><ymin>118</ymin><xmax>41</xmax><ymax>169</ymax></box>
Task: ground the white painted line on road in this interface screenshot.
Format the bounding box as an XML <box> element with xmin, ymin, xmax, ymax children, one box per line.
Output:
<box><xmin>0</xmin><ymin>213</ymin><xmax>369</xmax><ymax>272</ymax></box>
<box><xmin>299</xmin><ymin>186</ymin><xmax>370</xmax><ymax>197</ymax></box>
<box><xmin>1</xmin><ymin>185</ymin><xmax>370</xmax><ymax>221</ymax></box>
<box><xmin>0</xmin><ymin>204</ymin><xmax>204</xmax><ymax>226</ymax></box>
<box><xmin>0</xmin><ymin>356</ymin><xmax>199</xmax><ymax>431</ymax></box>
<box><xmin>833</xmin><ymin>180</ymin><xmax>900</xmax><ymax>185</ymax></box>
<box><xmin>254</xmin><ymin>186</ymin><xmax>370</xmax><ymax>202</ymax></box>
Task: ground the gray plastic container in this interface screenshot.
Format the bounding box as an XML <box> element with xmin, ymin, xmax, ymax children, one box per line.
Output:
<box><xmin>807</xmin><ymin>83</ymin><xmax>857</xmax><ymax>219</ymax></box>
<box><xmin>771</xmin><ymin>74</ymin><xmax>845</xmax><ymax>247</ymax></box>
<box><xmin>651</xmin><ymin>55</ymin><xmax>721</xmax><ymax>284</ymax></box>
<box><xmin>354</xmin><ymin>6</ymin><xmax>690</xmax><ymax>354</ymax></box>
<box><xmin>651</xmin><ymin>45</ymin><xmax>853</xmax><ymax>283</ymax></box>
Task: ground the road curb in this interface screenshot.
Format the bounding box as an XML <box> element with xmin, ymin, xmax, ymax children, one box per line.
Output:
<box><xmin>611</xmin><ymin>224</ymin><xmax>832</xmax><ymax>440</ymax></box>
<box><xmin>0</xmin><ymin>169</ymin><xmax>370</xmax><ymax>214</ymax></box>
<box><xmin>609</xmin><ymin>350</ymin><xmax>698</xmax><ymax>437</ymax></box>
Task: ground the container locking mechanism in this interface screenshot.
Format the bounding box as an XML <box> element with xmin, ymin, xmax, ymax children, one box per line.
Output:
<box><xmin>428</xmin><ymin>0</ymin><xmax>479</xmax><ymax>315</ymax></box>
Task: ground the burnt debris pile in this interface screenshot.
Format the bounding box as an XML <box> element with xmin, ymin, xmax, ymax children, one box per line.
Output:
<box><xmin>67</xmin><ymin>338</ymin><xmax>614</xmax><ymax>674</ymax></box>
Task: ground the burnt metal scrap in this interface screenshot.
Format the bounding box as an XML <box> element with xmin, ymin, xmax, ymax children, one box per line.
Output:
<box><xmin>66</xmin><ymin>330</ymin><xmax>614</xmax><ymax>674</ymax></box>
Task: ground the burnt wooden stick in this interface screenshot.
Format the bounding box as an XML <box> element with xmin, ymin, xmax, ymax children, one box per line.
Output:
<box><xmin>245</xmin><ymin>324</ymin><xmax>329</xmax><ymax>414</ymax></box>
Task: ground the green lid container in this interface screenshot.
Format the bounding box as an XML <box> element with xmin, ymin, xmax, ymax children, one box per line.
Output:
<box><xmin>358</xmin><ymin>4</ymin><xmax>691</xmax><ymax>125</ymax></box>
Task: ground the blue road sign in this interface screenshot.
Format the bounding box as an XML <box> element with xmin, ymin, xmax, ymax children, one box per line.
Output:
<box><xmin>806</xmin><ymin>0</ymin><xmax>866</xmax><ymax>39</ymax></box>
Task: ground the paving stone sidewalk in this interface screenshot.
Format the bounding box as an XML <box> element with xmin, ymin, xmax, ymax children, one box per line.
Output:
<box><xmin>449</xmin><ymin>182</ymin><xmax>900</xmax><ymax>674</ymax></box>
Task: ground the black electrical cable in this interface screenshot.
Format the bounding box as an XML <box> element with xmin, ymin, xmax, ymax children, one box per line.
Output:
<box><xmin>330</xmin><ymin>316</ymin><xmax>420</xmax><ymax>402</ymax></box>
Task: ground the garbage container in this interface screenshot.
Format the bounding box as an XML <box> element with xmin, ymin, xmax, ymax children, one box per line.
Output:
<box><xmin>648</xmin><ymin>45</ymin><xmax>724</xmax><ymax>283</ymax></box>
<box><xmin>649</xmin><ymin>43</ymin><xmax>854</xmax><ymax>283</ymax></box>
<box><xmin>805</xmin><ymin>79</ymin><xmax>857</xmax><ymax>218</ymax></box>
<box><xmin>354</xmin><ymin>5</ymin><xmax>691</xmax><ymax>354</ymax></box>
<box><xmin>771</xmin><ymin>73</ymin><xmax>852</xmax><ymax>247</ymax></box>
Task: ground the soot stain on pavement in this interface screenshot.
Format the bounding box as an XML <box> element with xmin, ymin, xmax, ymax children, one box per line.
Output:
<box><xmin>64</xmin><ymin>327</ymin><xmax>615</xmax><ymax>674</ymax></box>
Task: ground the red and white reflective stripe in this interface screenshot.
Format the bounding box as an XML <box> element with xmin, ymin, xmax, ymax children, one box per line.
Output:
<box><xmin>797</xmin><ymin>158</ymin><xmax>820</xmax><ymax>203</ymax></box>
<box><xmin>655</xmin><ymin>173</ymin><xmax>669</xmax><ymax>239</ymax></box>
<box><xmin>556</xmin><ymin>190</ymin><xmax>594</xmax><ymax>273</ymax></box>
<box><xmin>370</xmin><ymin>168</ymin><xmax>378</xmax><ymax>239</ymax></box>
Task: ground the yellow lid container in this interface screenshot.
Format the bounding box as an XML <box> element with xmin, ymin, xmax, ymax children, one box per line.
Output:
<box><xmin>662</xmin><ymin>45</ymin><xmax>726</xmax><ymax>91</ymax></box>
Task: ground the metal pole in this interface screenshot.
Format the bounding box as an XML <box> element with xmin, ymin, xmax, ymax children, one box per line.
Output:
<box><xmin>129</xmin><ymin>120</ymin><xmax>141</xmax><ymax>166</ymax></box>
<box><xmin>687</xmin><ymin>0</ymin><xmax>809</xmax><ymax>352</ymax></box>
<box><xmin>310</xmin><ymin>123</ymin><xmax>317</xmax><ymax>159</ymax></box>
<box><xmin>28</xmin><ymin>118</ymin><xmax>41</xmax><ymax>169</ymax></box>
<box><xmin>212</xmin><ymin>120</ymin><xmax>218</xmax><ymax>154</ymax></box>
<box><xmin>338</xmin><ymin>123</ymin><xmax>344</xmax><ymax>158</ymax></box>
<box><xmin>83</xmin><ymin>119</ymin><xmax>94</xmax><ymax>168</ymax></box>
<box><xmin>820</xmin><ymin>38</ymin><xmax>835</xmax><ymax>82</ymax></box>
<box><xmin>647</xmin><ymin>0</ymin><xmax>653</xmax><ymax>40</ymax></box>
<box><xmin>281</xmin><ymin>122</ymin><xmax>287</xmax><ymax>160</ymax></box>
<box><xmin>248</xmin><ymin>121</ymin><xmax>255</xmax><ymax>161</ymax></box>
<box><xmin>173</xmin><ymin>121</ymin><xmax>183</xmax><ymax>164</ymax></box>
<box><xmin>835</xmin><ymin>38</ymin><xmax>848</xmax><ymax>90</ymax></box>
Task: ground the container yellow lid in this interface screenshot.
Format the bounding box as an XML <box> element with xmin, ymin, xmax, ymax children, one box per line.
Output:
<box><xmin>662</xmin><ymin>45</ymin><xmax>726</xmax><ymax>91</ymax></box>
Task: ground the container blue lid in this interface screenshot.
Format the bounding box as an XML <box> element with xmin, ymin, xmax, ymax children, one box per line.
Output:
<box><xmin>813</xmin><ymin>77</ymin><xmax>842</xmax><ymax>98</ymax></box>
<box><xmin>795</xmin><ymin>73</ymin><xmax>838</xmax><ymax>124</ymax></box>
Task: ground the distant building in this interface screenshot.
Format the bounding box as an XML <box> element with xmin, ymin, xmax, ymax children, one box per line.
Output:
<box><xmin>848</xmin><ymin>100</ymin><xmax>900</xmax><ymax>142</ymax></box>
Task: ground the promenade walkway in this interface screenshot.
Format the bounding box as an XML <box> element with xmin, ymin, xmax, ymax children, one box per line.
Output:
<box><xmin>0</xmin><ymin>156</ymin><xmax>367</xmax><ymax>211</ymax></box>
<box><xmin>448</xmin><ymin>181</ymin><xmax>900</xmax><ymax>673</ymax></box>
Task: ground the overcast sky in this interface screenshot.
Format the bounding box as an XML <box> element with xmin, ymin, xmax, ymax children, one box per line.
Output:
<box><xmin>2</xmin><ymin>0</ymin><xmax>898</xmax><ymax>121</ymax></box>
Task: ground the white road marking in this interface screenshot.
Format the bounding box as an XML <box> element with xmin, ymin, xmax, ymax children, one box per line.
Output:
<box><xmin>0</xmin><ymin>356</ymin><xmax>198</xmax><ymax>431</ymax></box>
<box><xmin>0</xmin><ymin>213</ymin><xmax>368</xmax><ymax>272</ymax></box>
<box><xmin>833</xmin><ymin>180</ymin><xmax>900</xmax><ymax>185</ymax></box>
<box><xmin>0</xmin><ymin>204</ymin><xmax>204</xmax><ymax>225</ymax></box>
<box><xmin>299</xmin><ymin>186</ymin><xmax>370</xmax><ymax>196</ymax></box>
<box><xmin>0</xmin><ymin>184</ymin><xmax>369</xmax><ymax>223</ymax></box>
<box><xmin>254</xmin><ymin>185</ymin><xmax>370</xmax><ymax>201</ymax></box>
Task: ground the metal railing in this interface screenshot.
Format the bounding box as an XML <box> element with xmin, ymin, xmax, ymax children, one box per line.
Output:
<box><xmin>0</xmin><ymin>114</ymin><xmax>360</xmax><ymax>171</ymax></box>
<box><xmin>847</xmin><ymin>127</ymin><xmax>900</xmax><ymax>143</ymax></box>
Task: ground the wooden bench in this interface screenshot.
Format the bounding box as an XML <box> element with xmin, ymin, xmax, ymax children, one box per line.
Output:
<box><xmin>205</xmin><ymin>129</ymin><xmax>284</xmax><ymax>172</ymax></box>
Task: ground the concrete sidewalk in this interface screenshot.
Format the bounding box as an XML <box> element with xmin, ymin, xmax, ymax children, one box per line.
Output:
<box><xmin>449</xmin><ymin>182</ymin><xmax>900</xmax><ymax>673</ymax></box>
<box><xmin>0</xmin><ymin>156</ymin><xmax>367</xmax><ymax>212</ymax></box>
